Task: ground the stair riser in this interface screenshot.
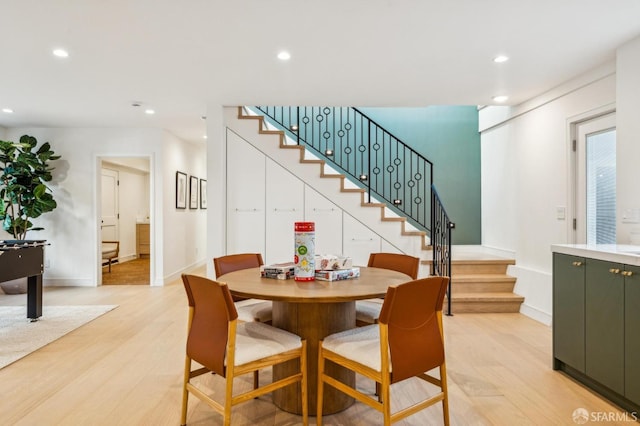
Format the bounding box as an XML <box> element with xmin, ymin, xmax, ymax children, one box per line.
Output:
<box><xmin>452</xmin><ymin>263</ymin><xmax>511</xmax><ymax>275</ymax></box>
<box><xmin>447</xmin><ymin>301</ymin><xmax>523</xmax><ymax>313</ymax></box>
<box><xmin>450</xmin><ymin>282</ymin><xmax>516</xmax><ymax>294</ymax></box>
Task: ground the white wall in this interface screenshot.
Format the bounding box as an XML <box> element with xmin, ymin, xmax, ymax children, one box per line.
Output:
<box><xmin>205</xmin><ymin>105</ymin><xmax>226</xmax><ymax>279</ymax></box>
<box><xmin>479</xmin><ymin>62</ymin><xmax>617</xmax><ymax>324</ymax></box>
<box><xmin>161</xmin><ymin>131</ymin><xmax>207</xmax><ymax>282</ymax></box>
<box><xmin>2</xmin><ymin>127</ymin><xmax>206</xmax><ymax>286</ymax></box>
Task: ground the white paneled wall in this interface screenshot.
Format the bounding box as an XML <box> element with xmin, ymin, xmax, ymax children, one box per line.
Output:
<box><xmin>265</xmin><ymin>159</ymin><xmax>304</xmax><ymax>264</ymax></box>
<box><xmin>226</xmin><ymin>129</ymin><xmax>266</xmax><ymax>256</ymax></box>
<box><xmin>342</xmin><ymin>214</ymin><xmax>381</xmax><ymax>266</ymax></box>
<box><xmin>226</xmin><ymin>128</ymin><xmax>401</xmax><ymax>266</ymax></box>
<box><xmin>305</xmin><ymin>186</ymin><xmax>342</xmax><ymax>255</ymax></box>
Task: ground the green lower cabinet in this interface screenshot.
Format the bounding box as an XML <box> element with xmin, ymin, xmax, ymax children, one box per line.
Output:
<box><xmin>585</xmin><ymin>259</ymin><xmax>625</xmax><ymax>395</ymax></box>
<box><xmin>625</xmin><ymin>265</ymin><xmax>640</xmax><ymax>403</ymax></box>
<box><xmin>553</xmin><ymin>253</ymin><xmax>585</xmax><ymax>371</ymax></box>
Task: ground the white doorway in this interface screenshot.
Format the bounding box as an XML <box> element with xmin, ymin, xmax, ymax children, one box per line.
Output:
<box><xmin>573</xmin><ymin>112</ymin><xmax>616</xmax><ymax>244</ymax></box>
<box><xmin>99</xmin><ymin>157</ymin><xmax>152</xmax><ymax>285</ymax></box>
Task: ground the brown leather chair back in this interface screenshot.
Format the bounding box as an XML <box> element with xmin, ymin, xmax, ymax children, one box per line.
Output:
<box><xmin>367</xmin><ymin>252</ymin><xmax>420</xmax><ymax>279</ymax></box>
<box><xmin>181</xmin><ymin>274</ymin><xmax>238</xmax><ymax>375</ymax></box>
<box><xmin>378</xmin><ymin>276</ymin><xmax>450</xmax><ymax>383</ymax></box>
<box><xmin>214</xmin><ymin>253</ymin><xmax>264</xmax><ymax>278</ymax></box>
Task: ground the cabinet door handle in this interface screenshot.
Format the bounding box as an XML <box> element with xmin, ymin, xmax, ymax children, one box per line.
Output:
<box><xmin>572</xmin><ymin>261</ymin><xmax>583</xmax><ymax>266</ymax></box>
<box><xmin>609</xmin><ymin>268</ymin><xmax>621</xmax><ymax>274</ymax></box>
<box><xmin>622</xmin><ymin>271</ymin><xmax>634</xmax><ymax>277</ymax></box>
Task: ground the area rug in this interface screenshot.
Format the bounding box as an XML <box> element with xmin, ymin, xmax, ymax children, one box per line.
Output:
<box><xmin>0</xmin><ymin>305</ymin><xmax>117</xmax><ymax>369</ymax></box>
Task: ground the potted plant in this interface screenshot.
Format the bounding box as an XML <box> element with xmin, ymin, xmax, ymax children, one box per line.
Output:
<box><xmin>0</xmin><ymin>135</ymin><xmax>61</xmax><ymax>293</ymax></box>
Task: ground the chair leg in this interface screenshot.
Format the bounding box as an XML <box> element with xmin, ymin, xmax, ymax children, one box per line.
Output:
<box><xmin>381</xmin><ymin>381</ymin><xmax>391</xmax><ymax>426</ymax></box>
<box><xmin>440</xmin><ymin>363</ymin><xmax>450</xmax><ymax>426</ymax></box>
<box><xmin>253</xmin><ymin>370</ymin><xmax>259</xmax><ymax>389</ymax></box>
<box><xmin>316</xmin><ymin>344</ymin><xmax>325</xmax><ymax>425</ymax></box>
<box><xmin>300</xmin><ymin>341</ymin><xmax>308</xmax><ymax>426</ymax></box>
<box><xmin>180</xmin><ymin>356</ymin><xmax>191</xmax><ymax>426</ymax></box>
<box><xmin>224</xmin><ymin>373</ymin><xmax>234</xmax><ymax>426</ymax></box>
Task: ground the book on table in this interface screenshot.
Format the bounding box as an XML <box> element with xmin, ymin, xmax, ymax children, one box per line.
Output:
<box><xmin>260</xmin><ymin>262</ymin><xmax>295</xmax><ymax>280</ymax></box>
<box><xmin>315</xmin><ymin>267</ymin><xmax>360</xmax><ymax>281</ymax></box>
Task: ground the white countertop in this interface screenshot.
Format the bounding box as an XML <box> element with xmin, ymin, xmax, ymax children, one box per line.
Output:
<box><xmin>551</xmin><ymin>244</ymin><xmax>640</xmax><ymax>266</ymax></box>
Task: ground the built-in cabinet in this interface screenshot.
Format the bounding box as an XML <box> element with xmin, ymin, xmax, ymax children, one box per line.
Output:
<box><xmin>305</xmin><ymin>186</ymin><xmax>343</xmax><ymax>255</ymax></box>
<box><xmin>625</xmin><ymin>263</ymin><xmax>640</xmax><ymax>403</ymax></box>
<box><xmin>342</xmin><ymin>214</ymin><xmax>381</xmax><ymax>266</ymax></box>
<box><xmin>265</xmin><ymin>159</ymin><xmax>304</xmax><ymax>263</ymax></box>
<box><xmin>585</xmin><ymin>259</ymin><xmax>624</xmax><ymax>395</ymax></box>
<box><xmin>226</xmin><ymin>131</ymin><xmax>266</xmax><ymax>256</ymax></box>
<box><xmin>552</xmin><ymin>253</ymin><xmax>585</xmax><ymax>372</ymax></box>
<box><xmin>553</xmin><ymin>251</ymin><xmax>640</xmax><ymax>413</ymax></box>
<box><xmin>226</xmin><ymin>132</ymin><xmax>396</xmax><ymax>265</ymax></box>
<box><xmin>136</xmin><ymin>223</ymin><xmax>150</xmax><ymax>258</ymax></box>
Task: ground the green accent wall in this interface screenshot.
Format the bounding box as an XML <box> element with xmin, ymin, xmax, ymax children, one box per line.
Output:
<box><xmin>358</xmin><ymin>106</ymin><xmax>480</xmax><ymax>244</ymax></box>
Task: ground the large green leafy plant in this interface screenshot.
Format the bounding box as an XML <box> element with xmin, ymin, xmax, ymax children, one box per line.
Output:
<box><xmin>0</xmin><ymin>135</ymin><xmax>61</xmax><ymax>240</ymax></box>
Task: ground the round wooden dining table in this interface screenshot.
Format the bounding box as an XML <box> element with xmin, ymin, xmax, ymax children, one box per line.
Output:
<box><xmin>217</xmin><ymin>266</ymin><xmax>412</xmax><ymax>416</ymax></box>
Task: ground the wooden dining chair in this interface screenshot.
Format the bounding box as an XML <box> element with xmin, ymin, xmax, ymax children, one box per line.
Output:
<box><xmin>317</xmin><ymin>276</ymin><xmax>450</xmax><ymax>426</ymax></box>
<box><xmin>180</xmin><ymin>274</ymin><xmax>308</xmax><ymax>426</ymax></box>
<box><xmin>214</xmin><ymin>253</ymin><xmax>272</xmax><ymax>323</ymax></box>
<box><xmin>355</xmin><ymin>252</ymin><xmax>420</xmax><ymax>326</ymax></box>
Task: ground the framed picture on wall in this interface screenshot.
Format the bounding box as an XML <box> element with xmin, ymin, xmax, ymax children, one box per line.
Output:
<box><xmin>189</xmin><ymin>175</ymin><xmax>199</xmax><ymax>209</ymax></box>
<box><xmin>200</xmin><ymin>179</ymin><xmax>207</xmax><ymax>209</ymax></box>
<box><xmin>176</xmin><ymin>171</ymin><xmax>187</xmax><ymax>209</ymax></box>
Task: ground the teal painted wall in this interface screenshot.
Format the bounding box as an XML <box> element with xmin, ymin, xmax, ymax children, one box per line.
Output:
<box><xmin>358</xmin><ymin>106</ymin><xmax>481</xmax><ymax>244</ymax></box>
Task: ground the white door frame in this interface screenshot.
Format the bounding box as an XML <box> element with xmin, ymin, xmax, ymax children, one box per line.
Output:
<box><xmin>569</xmin><ymin>108</ymin><xmax>616</xmax><ymax>244</ymax></box>
<box><xmin>95</xmin><ymin>155</ymin><xmax>155</xmax><ymax>286</ymax></box>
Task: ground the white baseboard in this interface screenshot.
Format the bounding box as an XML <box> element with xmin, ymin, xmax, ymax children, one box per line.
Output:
<box><xmin>451</xmin><ymin>244</ymin><xmax>516</xmax><ymax>258</ymax></box>
<box><xmin>160</xmin><ymin>259</ymin><xmax>207</xmax><ymax>286</ymax></box>
<box><xmin>44</xmin><ymin>278</ymin><xmax>96</xmax><ymax>287</ymax></box>
<box><xmin>520</xmin><ymin>303</ymin><xmax>552</xmax><ymax>326</ymax></box>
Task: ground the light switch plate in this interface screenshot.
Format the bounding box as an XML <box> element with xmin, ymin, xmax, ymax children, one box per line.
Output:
<box><xmin>622</xmin><ymin>208</ymin><xmax>640</xmax><ymax>223</ymax></box>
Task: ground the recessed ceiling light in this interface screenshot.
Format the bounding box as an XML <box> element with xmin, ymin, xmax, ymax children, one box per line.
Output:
<box><xmin>145</xmin><ymin>109</ymin><xmax>155</xmax><ymax>115</ymax></box>
<box><xmin>52</xmin><ymin>48</ymin><xmax>69</xmax><ymax>58</ymax></box>
<box><xmin>492</xmin><ymin>95</ymin><xmax>509</xmax><ymax>103</ymax></box>
<box><xmin>494</xmin><ymin>55</ymin><xmax>509</xmax><ymax>63</ymax></box>
<box><xmin>277</xmin><ymin>51</ymin><xmax>291</xmax><ymax>61</ymax></box>
<box><xmin>2</xmin><ymin>108</ymin><xmax>14</xmax><ymax>114</ymax></box>
<box><xmin>203</xmin><ymin>135</ymin><xmax>208</xmax><ymax>139</ymax></box>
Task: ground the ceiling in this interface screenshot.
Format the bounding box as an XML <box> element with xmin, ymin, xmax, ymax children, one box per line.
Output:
<box><xmin>1</xmin><ymin>1</ymin><xmax>639</xmax><ymax>144</ymax></box>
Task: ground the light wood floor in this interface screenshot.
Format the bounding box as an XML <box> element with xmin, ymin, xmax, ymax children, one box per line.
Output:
<box><xmin>0</xmin><ymin>271</ymin><xmax>632</xmax><ymax>425</ymax></box>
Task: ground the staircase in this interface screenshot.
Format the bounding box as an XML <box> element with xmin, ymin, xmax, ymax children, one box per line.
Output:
<box><xmin>234</xmin><ymin>107</ymin><xmax>428</xmax><ymax>257</ymax></box>
<box><xmin>425</xmin><ymin>252</ymin><xmax>523</xmax><ymax>313</ymax></box>
<box><xmin>235</xmin><ymin>106</ymin><xmax>524</xmax><ymax>314</ymax></box>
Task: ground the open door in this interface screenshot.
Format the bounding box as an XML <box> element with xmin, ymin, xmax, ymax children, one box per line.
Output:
<box><xmin>101</xmin><ymin>168</ymin><xmax>119</xmax><ymax>241</ymax></box>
